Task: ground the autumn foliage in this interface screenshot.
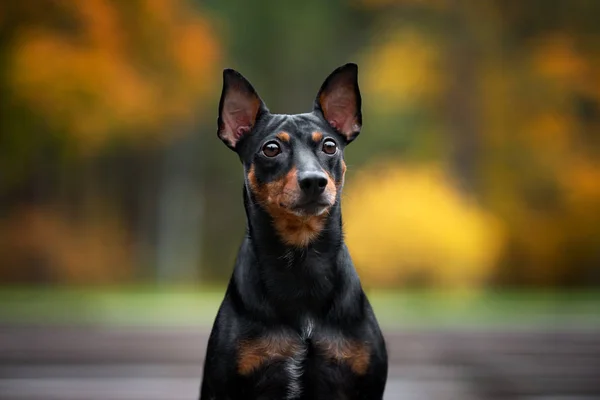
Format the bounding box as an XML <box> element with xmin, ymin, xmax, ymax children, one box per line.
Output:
<box><xmin>1</xmin><ymin>0</ymin><xmax>599</xmax><ymax>287</ymax></box>
<box><xmin>6</xmin><ymin>0</ymin><xmax>219</xmax><ymax>151</ymax></box>
<box><xmin>0</xmin><ymin>0</ymin><xmax>219</xmax><ymax>283</ymax></box>
<box><xmin>346</xmin><ymin>0</ymin><xmax>600</xmax><ymax>287</ymax></box>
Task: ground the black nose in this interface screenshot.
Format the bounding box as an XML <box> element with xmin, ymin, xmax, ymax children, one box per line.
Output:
<box><xmin>298</xmin><ymin>171</ymin><xmax>328</xmax><ymax>198</ymax></box>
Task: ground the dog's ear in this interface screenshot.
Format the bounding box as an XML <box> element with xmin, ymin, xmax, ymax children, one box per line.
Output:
<box><xmin>313</xmin><ymin>63</ymin><xmax>362</xmax><ymax>143</ymax></box>
<box><xmin>218</xmin><ymin>69</ymin><xmax>267</xmax><ymax>150</ymax></box>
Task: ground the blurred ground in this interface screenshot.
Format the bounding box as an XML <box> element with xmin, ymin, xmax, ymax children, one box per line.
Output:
<box><xmin>1</xmin><ymin>289</ymin><xmax>600</xmax><ymax>400</ymax></box>
<box><xmin>1</xmin><ymin>325</ymin><xmax>600</xmax><ymax>400</ymax></box>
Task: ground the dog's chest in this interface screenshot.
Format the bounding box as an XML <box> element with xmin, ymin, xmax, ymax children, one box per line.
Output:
<box><xmin>237</xmin><ymin>320</ymin><xmax>371</xmax><ymax>399</ymax></box>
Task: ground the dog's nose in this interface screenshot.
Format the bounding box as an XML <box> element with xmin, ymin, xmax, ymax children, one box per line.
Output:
<box><xmin>298</xmin><ymin>171</ymin><xmax>328</xmax><ymax>198</ymax></box>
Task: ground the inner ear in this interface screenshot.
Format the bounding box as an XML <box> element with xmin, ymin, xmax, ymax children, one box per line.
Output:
<box><xmin>218</xmin><ymin>69</ymin><xmax>267</xmax><ymax>150</ymax></box>
<box><xmin>314</xmin><ymin>63</ymin><xmax>362</xmax><ymax>143</ymax></box>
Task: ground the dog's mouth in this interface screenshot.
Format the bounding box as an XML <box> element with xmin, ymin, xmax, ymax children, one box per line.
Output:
<box><xmin>287</xmin><ymin>200</ymin><xmax>332</xmax><ymax>217</ymax></box>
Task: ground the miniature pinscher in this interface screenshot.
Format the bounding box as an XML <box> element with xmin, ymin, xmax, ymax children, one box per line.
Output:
<box><xmin>199</xmin><ymin>63</ymin><xmax>388</xmax><ymax>400</ymax></box>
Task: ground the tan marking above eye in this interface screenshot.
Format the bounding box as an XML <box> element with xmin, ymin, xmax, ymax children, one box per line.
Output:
<box><xmin>315</xmin><ymin>338</ymin><xmax>371</xmax><ymax>375</ymax></box>
<box><xmin>276</xmin><ymin>131</ymin><xmax>290</xmax><ymax>142</ymax></box>
<box><xmin>237</xmin><ymin>335</ymin><xmax>304</xmax><ymax>375</ymax></box>
<box><xmin>311</xmin><ymin>131</ymin><xmax>324</xmax><ymax>142</ymax></box>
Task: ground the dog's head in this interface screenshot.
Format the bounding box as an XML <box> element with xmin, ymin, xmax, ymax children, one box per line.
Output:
<box><xmin>217</xmin><ymin>64</ymin><xmax>361</xmax><ymax>246</ymax></box>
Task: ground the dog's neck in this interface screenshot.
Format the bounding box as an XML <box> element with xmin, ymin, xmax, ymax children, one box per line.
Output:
<box><xmin>236</xmin><ymin>185</ymin><xmax>360</xmax><ymax>324</ymax></box>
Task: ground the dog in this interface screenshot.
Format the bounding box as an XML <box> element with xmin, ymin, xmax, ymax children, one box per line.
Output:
<box><xmin>199</xmin><ymin>63</ymin><xmax>388</xmax><ymax>400</ymax></box>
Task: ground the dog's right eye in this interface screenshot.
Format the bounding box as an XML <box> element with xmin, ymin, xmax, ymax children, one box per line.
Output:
<box><xmin>262</xmin><ymin>141</ymin><xmax>281</xmax><ymax>157</ymax></box>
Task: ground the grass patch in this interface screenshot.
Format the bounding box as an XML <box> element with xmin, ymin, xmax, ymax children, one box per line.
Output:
<box><xmin>0</xmin><ymin>286</ymin><xmax>599</xmax><ymax>329</ymax></box>
<box><xmin>367</xmin><ymin>289</ymin><xmax>600</xmax><ymax>329</ymax></box>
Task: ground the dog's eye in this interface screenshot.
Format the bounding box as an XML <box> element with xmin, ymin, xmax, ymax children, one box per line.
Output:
<box><xmin>322</xmin><ymin>139</ymin><xmax>337</xmax><ymax>155</ymax></box>
<box><xmin>262</xmin><ymin>141</ymin><xmax>281</xmax><ymax>157</ymax></box>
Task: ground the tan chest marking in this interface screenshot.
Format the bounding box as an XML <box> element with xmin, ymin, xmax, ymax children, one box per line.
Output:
<box><xmin>237</xmin><ymin>335</ymin><xmax>303</xmax><ymax>375</ymax></box>
<box><xmin>315</xmin><ymin>338</ymin><xmax>371</xmax><ymax>375</ymax></box>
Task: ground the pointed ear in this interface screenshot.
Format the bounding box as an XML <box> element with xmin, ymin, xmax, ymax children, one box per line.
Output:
<box><xmin>313</xmin><ymin>63</ymin><xmax>362</xmax><ymax>143</ymax></box>
<box><xmin>217</xmin><ymin>69</ymin><xmax>267</xmax><ymax>150</ymax></box>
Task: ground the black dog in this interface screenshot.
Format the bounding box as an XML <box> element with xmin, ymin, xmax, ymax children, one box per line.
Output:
<box><xmin>199</xmin><ymin>63</ymin><xmax>388</xmax><ymax>400</ymax></box>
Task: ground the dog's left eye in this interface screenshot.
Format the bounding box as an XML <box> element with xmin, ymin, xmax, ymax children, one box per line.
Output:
<box><xmin>322</xmin><ymin>139</ymin><xmax>337</xmax><ymax>155</ymax></box>
<box><xmin>262</xmin><ymin>141</ymin><xmax>281</xmax><ymax>157</ymax></box>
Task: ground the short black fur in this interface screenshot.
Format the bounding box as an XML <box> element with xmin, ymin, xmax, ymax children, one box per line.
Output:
<box><xmin>200</xmin><ymin>63</ymin><xmax>388</xmax><ymax>400</ymax></box>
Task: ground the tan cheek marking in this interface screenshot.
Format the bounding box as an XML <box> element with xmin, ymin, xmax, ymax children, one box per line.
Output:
<box><xmin>316</xmin><ymin>339</ymin><xmax>371</xmax><ymax>375</ymax></box>
<box><xmin>311</xmin><ymin>131</ymin><xmax>323</xmax><ymax>142</ymax></box>
<box><xmin>238</xmin><ymin>335</ymin><xmax>303</xmax><ymax>375</ymax></box>
<box><xmin>248</xmin><ymin>166</ymin><xmax>296</xmax><ymax>210</ymax></box>
<box><xmin>247</xmin><ymin>165</ymin><xmax>259</xmax><ymax>194</ymax></box>
<box><xmin>276</xmin><ymin>132</ymin><xmax>290</xmax><ymax>142</ymax></box>
<box><xmin>248</xmin><ymin>165</ymin><xmax>288</xmax><ymax>206</ymax></box>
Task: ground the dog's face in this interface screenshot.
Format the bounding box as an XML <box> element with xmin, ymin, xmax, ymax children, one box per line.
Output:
<box><xmin>217</xmin><ymin>64</ymin><xmax>362</xmax><ymax>246</ymax></box>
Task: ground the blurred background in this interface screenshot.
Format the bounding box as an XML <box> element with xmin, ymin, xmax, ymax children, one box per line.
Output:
<box><xmin>1</xmin><ymin>1</ymin><xmax>599</xmax><ymax>399</ymax></box>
